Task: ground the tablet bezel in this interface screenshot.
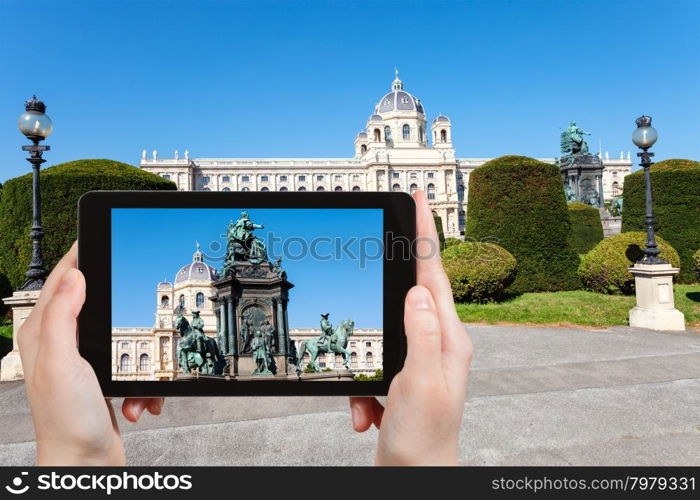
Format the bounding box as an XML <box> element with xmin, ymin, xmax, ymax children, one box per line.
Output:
<box><xmin>78</xmin><ymin>191</ymin><xmax>414</xmax><ymax>397</ymax></box>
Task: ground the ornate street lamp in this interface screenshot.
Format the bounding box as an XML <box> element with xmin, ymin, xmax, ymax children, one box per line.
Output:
<box><xmin>17</xmin><ymin>95</ymin><xmax>53</xmax><ymax>290</ymax></box>
<box><xmin>631</xmin><ymin>115</ymin><xmax>663</xmax><ymax>265</ymax></box>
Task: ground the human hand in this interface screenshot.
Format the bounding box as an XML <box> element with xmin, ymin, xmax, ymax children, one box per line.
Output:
<box><xmin>349</xmin><ymin>191</ymin><xmax>473</xmax><ymax>465</ymax></box>
<box><xmin>18</xmin><ymin>242</ymin><xmax>164</xmax><ymax>465</ymax></box>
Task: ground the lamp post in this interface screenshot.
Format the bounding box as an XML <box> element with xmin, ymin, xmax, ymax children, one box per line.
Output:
<box><xmin>631</xmin><ymin>115</ymin><xmax>663</xmax><ymax>264</ymax></box>
<box><xmin>17</xmin><ymin>95</ymin><xmax>53</xmax><ymax>290</ymax></box>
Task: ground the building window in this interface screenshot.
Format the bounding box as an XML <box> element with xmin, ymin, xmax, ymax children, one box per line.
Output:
<box><xmin>459</xmin><ymin>210</ymin><xmax>466</xmax><ymax>226</ymax></box>
<box><xmin>360</xmin><ymin>144</ymin><xmax>367</xmax><ymax>154</ymax></box>
<box><xmin>261</xmin><ymin>187</ymin><xmax>269</xmax><ymax>191</ymax></box>
<box><xmin>162</xmin><ymin>174</ymin><xmax>171</xmax><ymax>180</ymax></box>
<box><xmin>121</xmin><ymin>341</ymin><xmax>129</xmax><ymax>349</ymax></box>
<box><xmin>440</xmin><ymin>129</ymin><xmax>447</xmax><ymax>143</ymax></box>
<box><xmin>334</xmin><ymin>186</ymin><xmax>343</xmax><ymax>191</ymax></box>
<box><xmin>392</xmin><ymin>183</ymin><xmax>401</xmax><ymax>192</ymax></box>
<box><xmin>335</xmin><ymin>354</ymin><xmax>343</xmax><ymax>367</ymax></box>
<box><xmin>402</xmin><ymin>124</ymin><xmax>410</xmax><ymax>140</ymax></box>
<box><xmin>316</xmin><ymin>186</ymin><xmax>325</xmax><ymax>191</ymax></box>
<box><xmin>374</xmin><ymin>128</ymin><xmax>381</xmax><ymax>141</ymax></box>
<box><xmin>410</xmin><ymin>172</ymin><xmax>417</xmax><ymax>179</ymax></box>
<box><xmin>365</xmin><ymin>341</ymin><xmax>372</xmax><ymax>347</ymax></box>
<box><xmin>298</xmin><ymin>186</ymin><xmax>307</xmax><ymax>191</ymax></box>
<box><xmin>279</xmin><ymin>186</ymin><xmax>288</xmax><ymax>191</ymax></box>
<box><xmin>366</xmin><ymin>352</ymin><xmax>374</xmax><ymax>368</ymax></box>
<box><xmin>334</xmin><ymin>175</ymin><xmax>342</xmax><ymax>181</ymax></box>
<box><xmin>161</xmin><ymin>296</ymin><xmax>169</xmax><ymax>308</ymax></box>
<box><xmin>427</xmin><ymin>172</ymin><xmax>435</xmax><ymax>179</ymax></box>
<box><xmin>384</xmin><ymin>126</ymin><xmax>392</xmax><ymax>142</ymax></box>
<box><xmin>119</xmin><ymin>353</ymin><xmax>131</xmax><ymax>372</ymax></box>
<box><xmin>140</xmin><ymin>341</ymin><xmax>149</xmax><ymax>349</ymax></box>
<box><xmin>241</xmin><ymin>187</ymin><xmax>250</xmax><ymax>192</ymax></box>
<box><xmin>222</xmin><ymin>175</ymin><xmax>230</xmax><ymax>183</ymax></box>
<box><xmin>222</xmin><ymin>187</ymin><xmax>231</xmax><ymax>191</ymax></box>
<box><xmin>612</xmin><ymin>181</ymin><xmax>620</xmax><ymax>197</ymax></box>
<box><xmin>419</xmin><ymin>126</ymin><xmax>424</xmax><ymax>142</ymax></box>
<box><xmin>318</xmin><ymin>355</ymin><xmax>326</xmax><ymax>368</ymax></box>
<box><xmin>352</xmin><ymin>186</ymin><xmax>361</xmax><ymax>191</ymax></box>
<box><xmin>179</xmin><ymin>294</ymin><xmax>185</xmax><ymax>310</ymax></box>
<box><xmin>280</xmin><ymin>175</ymin><xmax>287</xmax><ymax>182</ymax></box>
<box><xmin>316</xmin><ymin>175</ymin><xmax>324</xmax><ymax>181</ymax></box>
<box><xmin>261</xmin><ymin>175</ymin><xmax>268</xmax><ymax>182</ymax></box>
<box><xmin>457</xmin><ymin>184</ymin><xmax>465</xmax><ymax>201</ymax></box>
<box><xmin>299</xmin><ymin>175</ymin><xmax>306</xmax><ymax>182</ymax></box>
<box><xmin>202</xmin><ymin>176</ymin><xmax>210</xmax><ymax>184</ymax></box>
<box><xmin>410</xmin><ymin>183</ymin><xmax>418</xmax><ymax>194</ymax></box>
<box><xmin>350</xmin><ymin>352</ymin><xmax>358</xmax><ymax>368</ymax></box>
<box><xmin>202</xmin><ymin>188</ymin><xmax>211</xmax><ymax>191</ymax></box>
<box><xmin>392</xmin><ymin>172</ymin><xmax>400</xmax><ymax>179</ymax></box>
<box><xmin>241</xmin><ymin>175</ymin><xmax>250</xmax><ymax>182</ymax></box>
<box><xmin>139</xmin><ymin>354</ymin><xmax>150</xmax><ymax>372</ymax></box>
<box><xmin>427</xmin><ymin>183</ymin><xmax>436</xmax><ymax>200</ymax></box>
<box><xmin>352</xmin><ymin>174</ymin><xmax>360</xmax><ymax>180</ymax></box>
<box><xmin>195</xmin><ymin>292</ymin><xmax>205</xmax><ymax>308</ymax></box>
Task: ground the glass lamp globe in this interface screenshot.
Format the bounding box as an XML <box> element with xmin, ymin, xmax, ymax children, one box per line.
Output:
<box><xmin>632</xmin><ymin>115</ymin><xmax>657</xmax><ymax>149</ymax></box>
<box><xmin>17</xmin><ymin>96</ymin><xmax>53</xmax><ymax>140</ymax></box>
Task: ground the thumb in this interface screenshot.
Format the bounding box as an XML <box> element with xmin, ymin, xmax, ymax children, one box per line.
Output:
<box><xmin>39</xmin><ymin>268</ymin><xmax>86</xmax><ymax>357</ymax></box>
<box><xmin>403</xmin><ymin>285</ymin><xmax>442</xmax><ymax>375</ymax></box>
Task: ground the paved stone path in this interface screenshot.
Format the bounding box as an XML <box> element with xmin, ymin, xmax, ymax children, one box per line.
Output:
<box><xmin>0</xmin><ymin>324</ymin><xmax>698</xmax><ymax>466</ymax></box>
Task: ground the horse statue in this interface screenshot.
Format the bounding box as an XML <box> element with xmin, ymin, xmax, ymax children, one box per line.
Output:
<box><xmin>297</xmin><ymin>319</ymin><xmax>355</xmax><ymax>373</ymax></box>
<box><xmin>175</xmin><ymin>312</ymin><xmax>224</xmax><ymax>375</ymax></box>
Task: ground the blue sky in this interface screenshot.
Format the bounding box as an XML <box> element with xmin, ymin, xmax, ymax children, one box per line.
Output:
<box><xmin>1</xmin><ymin>1</ymin><xmax>698</xmax><ymax>183</ymax></box>
<box><xmin>111</xmin><ymin>208</ymin><xmax>383</xmax><ymax>328</ymax></box>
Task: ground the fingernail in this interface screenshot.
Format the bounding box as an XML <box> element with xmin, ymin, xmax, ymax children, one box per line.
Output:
<box><xmin>58</xmin><ymin>269</ymin><xmax>77</xmax><ymax>292</ymax></box>
<box><xmin>407</xmin><ymin>286</ymin><xmax>432</xmax><ymax>310</ymax></box>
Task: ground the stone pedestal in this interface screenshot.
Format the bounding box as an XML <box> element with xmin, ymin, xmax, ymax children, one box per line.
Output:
<box><xmin>211</xmin><ymin>261</ymin><xmax>295</xmax><ymax>377</ymax></box>
<box><xmin>628</xmin><ymin>263</ymin><xmax>685</xmax><ymax>331</ymax></box>
<box><xmin>559</xmin><ymin>153</ymin><xmax>605</xmax><ymax>207</ymax></box>
<box><xmin>1</xmin><ymin>289</ymin><xmax>41</xmax><ymax>381</ymax></box>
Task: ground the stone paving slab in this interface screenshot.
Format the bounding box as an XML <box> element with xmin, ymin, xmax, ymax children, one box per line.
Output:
<box><xmin>0</xmin><ymin>324</ymin><xmax>698</xmax><ymax>465</ymax></box>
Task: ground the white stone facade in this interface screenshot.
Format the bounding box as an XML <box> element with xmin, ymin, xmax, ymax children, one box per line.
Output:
<box><xmin>140</xmin><ymin>73</ymin><xmax>632</xmax><ymax>238</ymax></box>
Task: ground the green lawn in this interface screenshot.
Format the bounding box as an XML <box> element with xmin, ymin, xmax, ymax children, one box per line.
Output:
<box><xmin>456</xmin><ymin>284</ymin><xmax>700</xmax><ymax>328</ymax></box>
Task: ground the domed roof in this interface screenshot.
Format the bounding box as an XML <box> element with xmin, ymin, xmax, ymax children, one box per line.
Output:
<box><xmin>158</xmin><ymin>280</ymin><xmax>172</xmax><ymax>289</ymax></box>
<box><xmin>375</xmin><ymin>71</ymin><xmax>424</xmax><ymax>115</ymax></box>
<box><xmin>369</xmin><ymin>114</ymin><xmax>383</xmax><ymax>121</ymax></box>
<box><xmin>433</xmin><ymin>114</ymin><xmax>450</xmax><ymax>123</ymax></box>
<box><xmin>357</xmin><ymin>130</ymin><xmax>368</xmax><ymax>138</ymax></box>
<box><xmin>175</xmin><ymin>243</ymin><xmax>219</xmax><ymax>283</ymax></box>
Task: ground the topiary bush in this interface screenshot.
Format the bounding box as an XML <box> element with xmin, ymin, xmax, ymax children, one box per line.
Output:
<box><xmin>693</xmin><ymin>248</ymin><xmax>700</xmax><ymax>282</ymax></box>
<box><xmin>442</xmin><ymin>241</ymin><xmax>517</xmax><ymax>303</ymax></box>
<box><xmin>466</xmin><ymin>155</ymin><xmax>580</xmax><ymax>292</ymax></box>
<box><xmin>579</xmin><ymin>231</ymin><xmax>680</xmax><ymax>295</ymax></box>
<box><xmin>622</xmin><ymin>158</ymin><xmax>700</xmax><ymax>283</ymax></box>
<box><xmin>444</xmin><ymin>237</ymin><xmax>462</xmax><ymax>248</ymax></box>
<box><xmin>567</xmin><ymin>202</ymin><xmax>604</xmax><ymax>255</ymax></box>
<box><xmin>0</xmin><ymin>159</ymin><xmax>176</xmax><ymax>289</ymax></box>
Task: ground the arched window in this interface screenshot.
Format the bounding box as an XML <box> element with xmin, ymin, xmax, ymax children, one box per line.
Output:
<box><xmin>298</xmin><ymin>186</ymin><xmax>307</xmax><ymax>191</ymax></box>
<box><xmin>316</xmin><ymin>186</ymin><xmax>325</xmax><ymax>191</ymax></box>
<box><xmin>392</xmin><ymin>183</ymin><xmax>401</xmax><ymax>192</ymax></box>
<box><xmin>384</xmin><ymin>126</ymin><xmax>392</xmax><ymax>142</ymax></box>
<box><xmin>457</xmin><ymin>184</ymin><xmax>465</xmax><ymax>201</ymax></box>
<box><xmin>195</xmin><ymin>292</ymin><xmax>205</xmax><ymax>308</ymax></box>
<box><xmin>279</xmin><ymin>186</ymin><xmax>288</xmax><ymax>191</ymax></box>
<box><xmin>410</xmin><ymin>183</ymin><xmax>418</xmax><ymax>194</ymax></box>
<box><xmin>161</xmin><ymin>296</ymin><xmax>169</xmax><ymax>308</ymax></box>
<box><xmin>374</xmin><ymin>128</ymin><xmax>381</xmax><ymax>142</ymax></box>
<box><xmin>440</xmin><ymin>129</ymin><xmax>447</xmax><ymax>143</ymax></box>
<box><xmin>612</xmin><ymin>181</ymin><xmax>620</xmax><ymax>197</ymax></box>
<box><xmin>241</xmin><ymin>187</ymin><xmax>250</xmax><ymax>192</ymax></box>
<box><xmin>360</xmin><ymin>144</ymin><xmax>367</xmax><ymax>154</ymax></box>
<box><xmin>119</xmin><ymin>353</ymin><xmax>131</xmax><ymax>372</ymax></box>
<box><xmin>260</xmin><ymin>187</ymin><xmax>269</xmax><ymax>192</ymax></box>
<box><xmin>178</xmin><ymin>294</ymin><xmax>185</xmax><ymax>310</ymax></box>
<box><xmin>402</xmin><ymin>124</ymin><xmax>410</xmax><ymax>140</ymax></box>
<box><xmin>222</xmin><ymin>187</ymin><xmax>231</xmax><ymax>192</ymax></box>
<box><xmin>352</xmin><ymin>186</ymin><xmax>361</xmax><ymax>191</ymax></box>
<box><xmin>139</xmin><ymin>353</ymin><xmax>150</xmax><ymax>372</ymax></box>
<box><xmin>334</xmin><ymin>186</ymin><xmax>343</xmax><ymax>191</ymax></box>
<box><xmin>366</xmin><ymin>352</ymin><xmax>374</xmax><ymax>368</ymax></box>
<box><xmin>459</xmin><ymin>210</ymin><xmax>466</xmax><ymax>226</ymax></box>
<box><xmin>350</xmin><ymin>352</ymin><xmax>358</xmax><ymax>368</ymax></box>
<box><xmin>202</xmin><ymin>188</ymin><xmax>211</xmax><ymax>191</ymax></box>
<box><xmin>427</xmin><ymin>183</ymin><xmax>436</xmax><ymax>200</ymax></box>
<box><xmin>419</xmin><ymin>126</ymin><xmax>424</xmax><ymax>143</ymax></box>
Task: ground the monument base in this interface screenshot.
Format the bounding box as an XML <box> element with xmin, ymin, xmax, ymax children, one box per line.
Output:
<box><xmin>1</xmin><ymin>289</ymin><xmax>41</xmax><ymax>382</ymax></box>
<box><xmin>176</xmin><ymin>370</ymin><xmax>355</xmax><ymax>381</ymax></box>
<box><xmin>628</xmin><ymin>263</ymin><xmax>685</xmax><ymax>332</ymax></box>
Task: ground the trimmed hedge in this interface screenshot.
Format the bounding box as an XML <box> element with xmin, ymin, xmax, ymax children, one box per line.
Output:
<box><xmin>567</xmin><ymin>202</ymin><xmax>604</xmax><ymax>255</ymax></box>
<box><xmin>579</xmin><ymin>231</ymin><xmax>680</xmax><ymax>295</ymax></box>
<box><xmin>0</xmin><ymin>159</ymin><xmax>176</xmax><ymax>289</ymax></box>
<box><xmin>442</xmin><ymin>242</ymin><xmax>517</xmax><ymax>303</ymax></box>
<box><xmin>693</xmin><ymin>249</ymin><xmax>700</xmax><ymax>281</ymax></box>
<box><xmin>466</xmin><ymin>155</ymin><xmax>580</xmax><ymax>292</ymax></box>
<box><xmin>621</xmin><ymin>158</ymin><xmax>700</xmax><ymax>283</ymax></box>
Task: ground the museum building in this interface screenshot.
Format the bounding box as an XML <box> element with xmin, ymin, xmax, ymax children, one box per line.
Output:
<box><xmin>139</xmin><ymin>72</ymin><xmax>633</xmax><ymax>239</ymax></box>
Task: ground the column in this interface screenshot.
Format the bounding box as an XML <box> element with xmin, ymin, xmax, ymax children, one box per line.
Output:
<box><xmin>217</xmin><ymin>301</ymin><xmax>228</xmax><ymax>354</ymax></box>
<box><xmin>282</xmin><ymin>298</ymin><xmax>291</xmax><ymax>355</ymax></box>
<box><xmin>275</xmin><ymin>299</ymin><xmax>287</xmax><ymax>355</ymax></box>
<box><xmin>597</xmin><ymin>174</ymin><xmax>605</xmax><ymax>205</ymax></box>
<box><xmin>227</xmin><ymin>297</ymin><xmax>237</xmax><ymax>356</ymax></box>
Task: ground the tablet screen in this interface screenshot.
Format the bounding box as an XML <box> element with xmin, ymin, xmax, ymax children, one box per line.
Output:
<box><xmin>110</xmin><ymin>208</ymin><xmax>384</xmax><ymax>382</ymax></box>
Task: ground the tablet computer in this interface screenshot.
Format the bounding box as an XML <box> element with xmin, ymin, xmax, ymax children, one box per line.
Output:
<box><xmin>78</xmin><ymin>191</ymin><xmax>415</xmax><ymax>396</ymax></box>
